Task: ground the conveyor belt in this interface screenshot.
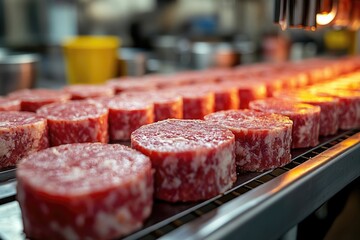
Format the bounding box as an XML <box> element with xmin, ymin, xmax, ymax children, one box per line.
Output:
<box><xmin>0</xmin><ymin>129</ymin><xmax>359</xmax><ymax>240</ymax></box>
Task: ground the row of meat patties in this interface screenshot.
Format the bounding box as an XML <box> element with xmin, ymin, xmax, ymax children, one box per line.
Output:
<box><xmin>1</xmin><ymin>57</ymin><xmax>360</xmax><ymax>240</ymax></box>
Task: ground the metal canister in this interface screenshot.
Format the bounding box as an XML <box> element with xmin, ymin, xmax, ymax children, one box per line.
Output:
<box><xmin>0</xmin><ymin>53</ymin><xmax>39</xmax><ymax>95</ymax></box>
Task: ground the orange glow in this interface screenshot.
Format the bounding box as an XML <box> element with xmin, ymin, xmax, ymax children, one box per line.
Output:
<box><xmin>269</xmin><ymin>131</ymin><xmax>360</xmax><ymax>195</ymax></box>
<box><xmin>279</xmin><ymin>20</ymin><xmax>287</xmax><ymax>31</ymax></box>
<box><xmin>342</xmin><ymin>138</ymin><xmax>359</xmax><ymax>147</ymax></box>
<box><xmin>317</xmin><ymin>11</ymin><xmax>337</xmax><ymax>25</ymax></box>
<box><xmin>270</xmin><ymin>166</ymin><xmax>312</xmax><ymax>194</ymax></box>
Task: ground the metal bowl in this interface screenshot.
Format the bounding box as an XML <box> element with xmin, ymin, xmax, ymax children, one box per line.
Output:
<box><xmin>0</xmin><ymin>53</ymin><xmax>39</xmax><ymax>96</ymax></box>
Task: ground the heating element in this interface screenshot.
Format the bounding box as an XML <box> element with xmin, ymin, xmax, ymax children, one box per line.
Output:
<box><xmin>274</xmin><ymin>0</ymin><xmax>360</xmax><ymax>30</ymax></box>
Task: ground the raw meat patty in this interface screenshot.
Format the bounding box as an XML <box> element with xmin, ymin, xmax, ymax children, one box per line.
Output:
<box><xmin>119</xmin><ymin>90</ymin><xmax>183</xmax><ymax>122</ymax></box>
<box><xmin>0</xmin><ymin>97</ymin><xmax>20</xmax><ymax>111</ymax></box>
<box><xmin>0</xmin><ymin>111</ymin><xmax>49</xmax><ymax>168</ymax></box>
<box><xmin>205</xmin><ymin>110</ymin><xmax>293</xmax><ymax>172</ymax></box>
<box><xmin>131</xmin><ymin>119</ymin><xmax>236</xmax><ymax>202</ymax></box>
<box><xmin>249</xmin><ymin>98</ymin><xmax>320</xmax><ymax>148</ymax></box>
<box><xmin>220</xmin><ymin>81</ymin><xmax>267</xmax><ymax>109</ymax></box>
<box><xmin>8</xmin><ymin>89</ymin><xmax>71</xmax><ymax>112</ymax></box>
<box><xmin>168</xmin><ymin>86</ymin><xmax>215</xmax><ymax>119</ymax></box>
<box><xmin>37</xmin><ymin>101</ymin><xmax>108</xmax><ymax>146</ymax></box>
<box><xmin>308</xmin><ymin>88</ymin><xmax>360</xmax><ymax>129</ymax></box>
<box><xmin>107</xmin><ymin>77</ymin><xmax>157</xmax><ymax>94</ymax></box>
<box><xmin>63</xmin><ymin>84</ymin><xmax>114</xmax><ymax>100</ymax></box>
<box><xmin>194</xmin><ymin>83</ymin><xmax>240</xmax><ymax>111</ymax></box>
<box><xmin>274</xmin><ymin>90</ymin><xmax>340</xmax><ymax>136</ymax></box>
<box><xmin>17</xmin><ymin>143</ymin><xmax>153</xmax><ymax>240</ymax></box>
<box><xmin>89</xmin><ymin>96</ymin><xmax>154</xmax><ymax>141</ymax></box>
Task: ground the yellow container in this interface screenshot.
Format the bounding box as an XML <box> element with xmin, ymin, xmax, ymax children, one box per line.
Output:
<box><xmin>63</xmin><ymin>36</ymin><xmax>119</xmax><ymax>84</ymax></box>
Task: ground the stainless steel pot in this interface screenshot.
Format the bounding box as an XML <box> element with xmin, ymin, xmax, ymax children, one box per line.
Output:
<box><xmin>0</xmin><ymin>54</ymin><xmax>39</xmax><ymax>96</ymax></box>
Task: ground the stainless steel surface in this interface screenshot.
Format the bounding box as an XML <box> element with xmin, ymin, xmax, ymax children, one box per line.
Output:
<box><xmin>118</xmin><ymin>48</ymin><xmax>148</xmax><ymax>76</ymax></box>
<box><xmin>307</xmin><ymin>0</ymin><xmax>318</xmax><ymax>29</ymax></box>
<box><xmin>289</xmin><ymin>0</ymin><xmax>305</xmax><ymax>27</ymax></box>
<box><xmin>0</xmin><ymin>167</ymin><xmax>15</xmax><ymax>183</ymax></box>
<box><xmin>0</xmin><ymin>130</ymin><xmax>359</xmax><ymax>240</ymax></box>
<box><xmin>0</xmin><ymin>54</ymin><xmax>39</xmax><ymax>95</ymax></box>
<box><xmin>0</xmin><ymin>202</ymin><xmax>22</xmax><ymax>240</ymax></box>
<box><xmin>274</xmin><ymin>0</ymin><xmax>318</xmax><ymax>29</ymax></box>
<box><xmin>191</xmin><ymin>42</ymin><xmax>215</xmax><ymax>70</ymax></box>
<box><xmin>162</xmin><ymin>131</ymin><xmax>360</xmax><ymax>240</ymax></box>
<box><xmin>0</xmin><ymin>181</ymin><xmax>16</xmax><ymax>202</ymax></box>
<box><xmin>124</xmin><ymin>171</ymin><xmax>271</xmax><ymax>240</ymax></box>
<box><xmin>274</xmin><ymin>0</ymin><xmax>287</xmax><ymax>28</ymax></box>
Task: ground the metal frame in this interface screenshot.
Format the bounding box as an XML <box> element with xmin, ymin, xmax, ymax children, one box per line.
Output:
<box><xmin>0</xmin><ymin>131</ymin><xmax>359</xmax><ymax>240</ymax></box>
<box><xmin>161</xmin><ymin>132</ymin><xmax>360</xmax><ymax>240</ymax></box>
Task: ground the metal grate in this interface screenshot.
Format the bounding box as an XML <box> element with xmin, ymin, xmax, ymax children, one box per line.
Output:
<box><xmin>0</xmin><ymin>194</ymin><xmax>16</xmax><ymax>205</ymax></box>
<box><xmin>0</xmin><ymin>167</ymin><xmax>16</xmax><ymax>183</ymax></box>
<box><xmin>127</xmin><ymin>129</ymin><xmax>360</xmax><ymax>240</ymax></box>
<box><xmin>0</xmin><ymin>129</ymin><xmax>358</xmax><ymax>239</ymax></box>
<box><xmin>0</xmin><ymin>180</ymin><xmax>17</xmax><ymax>206</ymax></box>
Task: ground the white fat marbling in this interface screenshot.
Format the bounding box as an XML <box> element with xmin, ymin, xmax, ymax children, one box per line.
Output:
<box><xmin>76</xmin><ymin>215</ymin><xmax>85</xmax><ymax>227</ymax></box>
<box><xmin>0</xmin><ymin>138</ymin><xmax>15</xmax><ymax>159</ymax></box>
<box><xmin>50</xmin><ymin>221</ymin><xmax>79</xmax><ymax>240</ymax></box>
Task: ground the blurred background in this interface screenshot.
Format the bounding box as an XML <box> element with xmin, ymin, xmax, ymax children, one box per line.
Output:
<box><xmin>0</xmin><ymin>0</ymin><xmax>359</xmax><ymax>88</ymax></box>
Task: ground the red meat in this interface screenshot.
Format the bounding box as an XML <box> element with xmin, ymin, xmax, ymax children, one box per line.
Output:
<box><xmin>63</xmin><ymin>84</ymin><xmax>114</xmax><ymax>100</ymax></box>
<box><xmin>293</xmin><ymin>71</ymin><xmax>309</xmax><ymax>87</ymax></box>
<box><xmin>275</xmin><ymin>70</ymin><xmax>309</xmax><ymax>88</ymax></box>
<box><xmin>0</xmin><ymin>111</ymin><xmax>49</xmax><ymax>168</ymax></box>
<box><xmin>168</xmin><ymin>86</ymin><xmax>215</xmax><ymax>119</ymax></box>
<box><xmin>17</xmin><ymin>143</ymin><xmax>153</xmax><ymax>240</ymax></box>
<box><xmin>198</xmin><ymin>69</ymin><xmax>236</xmax><ymax>83</ymax></box>
<box><xmin>131</xmin><ymin>119</ymin><xmax>236</xmax><ymax>202</ymax></box>
<box><xmin>147</xmin><ymin>72</ymin><xmax>204</xmax><ymax>88</ymax></box>
<box><xmin>274</xmin><ymin>90</ymin><xmax>340</xmax><ymax>136</ymax></box>
<box><xmin>107</xmin><ymin>77</ymin><xmax>157</xmax><ymax>94</ymax></box>
<box><xmin>204</xmin><ymin>110</ymin><xmax>293</xmax><ymax>172</ymax></box>
<box><xmin>308</xmin><ymin>88</ymin><xmax>360</xmax><ymax>129</ymax></box>
<box><xmin>249</xmin><ymin>98</ymin><xmax>320</xmax><ymax>148</ymax></box>
<box><xmin>193</xmin><ymin>83</ymin><xmax>240</xmax><ymax>111</ymax></box>
<box><xmin>107</xmin><ymin>97</ymin><xmax>154</xmax><ymax>141</ymax></box>
<box><xmin>277</xmin><ymin>72</ymin><xmax>298</xmax><ymax>90</ymax></box>
<box><xmin>8</xmin><ymin>89</ymin><xmax>71</xmax><ymax>112</ymax></box>
<box><xmin>220</xmin><ymin>81</ymin><xmax>267</xmax><ymax>109</ymax></box>
<box><xmin>88</xmin><ymin>96</ymin><xmax>154</xmax><ymax>141</ymax></box>
<box><xmin>234</xmin><ymin>62</ymin><xmax>282</xmax><ymax>77</ymax></box>
<box><xmin>37</xmin><ymin>101</ymin><xmax>108</xmax><ymax>146</ymax></box>
<box><xmin>320</xmin><ymin>78</ymin><xmax>360</xmax><ymax>92</ymax></box>
<box><xmin>119</xmin><ymin>90</ymin><xmax>183</xmax><ymax>121</ymax></box>
<box><xmin>251</xmin><ymin>76</ymin><xmax>284</xmax><ymax>97</ymax></box>
<box><xmin>0</xmin><ymin>97</ymin><xmax>20</xmax><ymax>111</ymax></box>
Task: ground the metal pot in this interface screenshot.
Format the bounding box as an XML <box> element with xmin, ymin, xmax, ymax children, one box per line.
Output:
<box><xmin>191</xmin><ymin>42</ymin><xmax>215</xmax><ymax>70</ymax></box>
<box><xmin>0</xmin><ymin>53</ymin><xmax>39</xmax><ymax>96</ymax></box>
